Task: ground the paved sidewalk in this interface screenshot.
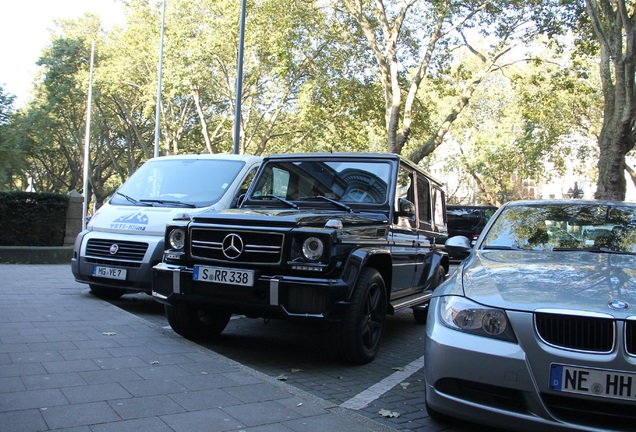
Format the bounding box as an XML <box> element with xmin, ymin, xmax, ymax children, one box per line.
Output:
<box><xmin>0</xmin><ymin>264</ymin><xmax>398</xmax><ymax>432</ymax></box>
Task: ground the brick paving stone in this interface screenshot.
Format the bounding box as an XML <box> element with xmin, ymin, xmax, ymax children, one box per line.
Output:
<box><xmin>39</xmin><ymin>401</ymin><xmax>121</xmax><ymax>429</ymax></box>
<box><xmin>0</xmin><ymin>264</ymin><xmax>403</xmax><ymax>432</ymax></box>
<box><xmin>108</xmin><ymin>394</ymin><xmax>185</xmax><ymax>419</ymax></box>
<box><xmin>0</xmin><ymin>409</ymin><xmax>48</xmax><ymax>432</ymax></box>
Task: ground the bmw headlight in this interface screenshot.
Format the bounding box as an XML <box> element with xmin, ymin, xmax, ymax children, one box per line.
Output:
<box><xmin>438</xmin><ymin>296</ymin><xmax>516</xmax><ymax>342</ymax></box>
<box><xmin>168</xmin><ymin>228</ymin><xmax>186</xmax><ymax>251</ymax></box>
<box><xmin>302</xmin><ymin>236</ymin><xmax>324</xmax><ymax>261</ymax></box>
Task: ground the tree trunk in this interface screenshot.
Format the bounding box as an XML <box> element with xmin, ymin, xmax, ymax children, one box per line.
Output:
<box><xmin>586</xmin><ymin>0</ymin><xmax>636</xmax><ymax>200</ymax></box>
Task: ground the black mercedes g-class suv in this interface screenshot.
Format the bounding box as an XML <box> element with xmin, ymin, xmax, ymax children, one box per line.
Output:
<box><xmin>152</xmin><ymin>153</ymin><xmax>449</xmax><ymax>364</ymax></box>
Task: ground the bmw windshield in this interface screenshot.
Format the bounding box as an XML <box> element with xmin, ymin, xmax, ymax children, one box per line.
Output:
<box><xmin>482</xmin><ymin>202</ymin><xmax>636</xmax><ymax>254</ymax></box>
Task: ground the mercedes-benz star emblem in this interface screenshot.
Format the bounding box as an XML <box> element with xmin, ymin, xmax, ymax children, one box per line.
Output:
<box><xmin>109</xmin><ymin>244</ymin><xmax>119</xmax><ymax>255</ymax></box>
<box><xmin>222</xmin><ymin>234</ymin><xmax>244</xmax><ymax>259</ymax></box>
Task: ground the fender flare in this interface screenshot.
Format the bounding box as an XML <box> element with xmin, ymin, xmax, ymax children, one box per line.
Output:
<box><xmin>340</xmin><ymin>247</ymin><xmax>392</xmax><ymax>300</ymax></box>
<box><xmin>424</xmin><ymin>250</ymin><xmax>450</xmax><ymax>289</ymax></box>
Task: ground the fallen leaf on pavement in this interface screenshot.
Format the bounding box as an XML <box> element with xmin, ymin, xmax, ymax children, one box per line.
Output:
<box><xmin>378</xmin><ymin>409</ymin><xmax>400</xmax><ymax>418</ymax></box>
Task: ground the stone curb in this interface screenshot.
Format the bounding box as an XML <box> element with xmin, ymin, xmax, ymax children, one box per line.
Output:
<box><xmin>0</xmin><ymin>246</ymin><xmax>73</xmax><ymax>264</ymax></box>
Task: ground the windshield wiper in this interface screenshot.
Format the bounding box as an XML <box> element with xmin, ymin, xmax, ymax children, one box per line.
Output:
<box><xmin>139</xmin><ymin>199</ymin><xmax>196</xmax><ymax>208</ymax></box>
<box><xmin>252</xmin><ymin>194</ymin><xmax>299</xmax><ymax>209</ymax></box>
<box><xmin>482</xmin><ymin>245</ymin><xmax>522</xmax><ymax>250</ymax></box>
<box><xmin>554</xmin><ymin>246</ymin><xmax>636</xmax><ymax>256</ymax></box>
<box><xmin>116</xmin><ymin>192</ymin><xmax>152</xmax><ymax>207</ymax></box>
<box><xmin>299</xmin><ymin>195</ymin><xmax>354</xmax><ymax>213</ymax></box>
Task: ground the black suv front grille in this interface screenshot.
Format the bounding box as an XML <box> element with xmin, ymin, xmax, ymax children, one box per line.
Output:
<box><xmin>535</xmin><ymin>312</ymin><xmax>615</xmax><ymax>353</ymax></box>
<box><xmin>86</xmin><ymin>238</ymin><xmax>148</xmax><ymax>263</ymax></box>
<box><xmin>190</xmin><ymin>228</ymin><xmax>284</xmax><ymax>265</ymax></box>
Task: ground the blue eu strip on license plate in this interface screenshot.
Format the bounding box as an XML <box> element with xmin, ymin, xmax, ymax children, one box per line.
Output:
<box><xmin>550</xmin><ymin>363</ymin><xmax>636</xmax><ymax>401</ymax></box>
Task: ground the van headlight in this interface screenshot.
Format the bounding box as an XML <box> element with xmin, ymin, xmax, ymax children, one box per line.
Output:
<box><xmin>302</xmin><ymin>236</ymin><xmax>324</xmax><ymax>261</ymax></box>
<box><xmin>438</xmin><ymin>296</ymin><xmax>517</xmax><ymax>342</ymax></box>
<box><xmin>168</xmin><ymin>228</ymin><xmax>186</xmax><ymax>251</ymax></box>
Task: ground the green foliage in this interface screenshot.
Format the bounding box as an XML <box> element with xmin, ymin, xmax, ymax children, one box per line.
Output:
<box><xmin>1</xmin><ymin>0</ymin><xmax>613</xmax><ymax>204</ymax></box>
<box><xmin>0</xmin><ymin>192</ymin><xmax>68</xmax><ymax>246</ymax></box>
<box><xmin>0</xmin><ymin>85</ymin><xmax>23</xmax><ymax>190</ymax></box>
<box><xmin>426</xmin><ymin>43</ymin><xmax>602</xmax><ymax>205</ymax></box>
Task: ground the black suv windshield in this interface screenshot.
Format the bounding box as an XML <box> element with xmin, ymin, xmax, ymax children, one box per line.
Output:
<box><xmin>248</xmin><ymin>160</ymin><xmax>391</xmax><ymax>205</ymax></box>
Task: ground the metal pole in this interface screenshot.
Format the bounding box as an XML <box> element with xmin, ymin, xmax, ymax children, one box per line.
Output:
<box><xmin>233</xmin><ymin>0</ymin><xmax>247</xmax><ymax>155</ymax></box>
<box><xmin>82</xmin><ymin>41</ymin><xmax>95</xmax><ymax>231</ymax></box>
<box><xmin>154</xmin><ymin>0</ymin><xmax>166</xmax><ymax>158</ymax></box>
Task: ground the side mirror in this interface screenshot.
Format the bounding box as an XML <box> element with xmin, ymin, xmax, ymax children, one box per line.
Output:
<box><xmin>445</xmin><ymin>235</ymin><xmax>472</xmax><ymax>258</ymax></box>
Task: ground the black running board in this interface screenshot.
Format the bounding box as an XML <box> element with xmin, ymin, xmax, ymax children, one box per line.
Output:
<box><xmin>390</xmin><ymin>292</ymin><xmax>432</xmax><ymax>312</ymax></box>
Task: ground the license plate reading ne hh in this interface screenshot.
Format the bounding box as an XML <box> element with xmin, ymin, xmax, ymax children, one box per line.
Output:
<box><xmin>193</xmin><ymin>265</ymin><xmax>254</xmax><ymax>287</ymax></box>
<box><xmin>92</xmin><ymin>266</ymin><xmax>127</xmax><ymax>280</ymax></box>
<box><xmin>550</xmin><ymin>363</ymin><xmax>636</xmax><ymax>401</ymax></box>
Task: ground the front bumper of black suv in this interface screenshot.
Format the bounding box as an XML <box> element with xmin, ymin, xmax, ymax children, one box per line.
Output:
<box><xmin>152</xmin><ymin>262</ymin><xmax>351</xmax><ymax>320</ymax></box>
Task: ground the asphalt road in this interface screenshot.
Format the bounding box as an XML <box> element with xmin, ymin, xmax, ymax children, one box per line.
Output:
<box><xmin>106</xmin><ymin>265</ymin><xmax>504</xmax><ymax>432</ymax></box>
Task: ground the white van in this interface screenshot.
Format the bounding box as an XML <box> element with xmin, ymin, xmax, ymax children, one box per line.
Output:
<box><xmin>71</xmin><ymin>154</ymin><xmax>262</xmax><ymax>299</ymax></box>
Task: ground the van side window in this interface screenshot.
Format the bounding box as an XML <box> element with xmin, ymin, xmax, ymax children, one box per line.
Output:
<box><xmin>239</xmin><ymin>166</ymin><xmax>259</xmax><ymax>196</ymax></box>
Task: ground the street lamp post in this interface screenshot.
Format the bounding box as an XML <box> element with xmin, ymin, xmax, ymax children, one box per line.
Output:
<box><xmin>233</xmin><ymin>0</ymin><xmax>247</xmax><ymax>155</ymax></box>
<box><xmin>154</xmin><ymin>0</ymin><xmax>166</xmax><ymax>158</ymax></box>
<box><xmin>82</xmin><ymin>41</ymin><xmax>95</xmax><ymax>230</ymax></box>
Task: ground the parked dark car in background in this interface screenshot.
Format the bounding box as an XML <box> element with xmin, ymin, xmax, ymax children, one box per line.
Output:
<box><xmin>426</xmin><ymin>200</ymin><xmax>636</xmax><ymax>431</ymax></box>
<box><xmin>446</xmin><ymin>205</ymin><xmax>497</xmax><ymax>245</ymax></box>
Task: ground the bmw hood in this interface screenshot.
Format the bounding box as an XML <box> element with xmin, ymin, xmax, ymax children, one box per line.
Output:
<box><xmin>459</xmin><ymin>250</ymin><xmax>636</xmax><ymax>317</ymax></box>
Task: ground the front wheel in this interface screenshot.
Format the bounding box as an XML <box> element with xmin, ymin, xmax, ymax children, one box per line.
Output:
<box><xmin>425</xmin><ymin>399</ymin><xmax>451</xmax><ymax>422</ymax></box>
<box><xmin>89</xmin><ymin>284</ymin><xmax>125</xmax><ymax>300</ymax></box>
<box><xmin>413</xmin><ymin>266</ymin><xmax>446</xmax><ymax>324</ymax></box>
<box><xmin>165</xmin><ymin>302</ymin><xmax>231</xmax><ymax>340</ymax></box>
<box><xmin>335</xmin><ymin>268</ymin><xmax>387</xmax><ymax>364</ymax></box>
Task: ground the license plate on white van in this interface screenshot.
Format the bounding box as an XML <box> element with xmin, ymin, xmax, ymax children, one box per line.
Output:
<box><xmin>193</xmin><ymin>265</ymin><xmax>254</xmax><ymax>287</ymax></box>
<box><xmin>92</xmin><ymin>266</ymin><xmax>127</xmax><ymax>280</ymax></box>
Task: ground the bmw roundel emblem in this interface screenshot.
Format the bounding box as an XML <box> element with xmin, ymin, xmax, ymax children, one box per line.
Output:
<box><xmin>608</xmin><ymin>299</ymin><xmax>629</xmax><ymax>310</ymax></box>
<box><xmin>222</xmin><ymin>234</ymin><xmax>244</xmax><ymax>259</ymax></box>
<box><xmin>109</xmin><ymin>244</ymin><xmax>119</xmax><ymax>255</ymax></box>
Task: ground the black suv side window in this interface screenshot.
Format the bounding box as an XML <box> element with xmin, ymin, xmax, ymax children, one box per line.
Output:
<box><xmin>417</xmin><ymin>174</ymin><xmax>431</xmax><ymax>230</ymax></box>
<box><xmin>432</xmin><ymin>186</ymin><xmax>447</xmax><ymax>234</ymax></box>
<box><xmin>396</xmin><ymin>165</ymin><xmax>417</xmax><ymax>228</ymax></box>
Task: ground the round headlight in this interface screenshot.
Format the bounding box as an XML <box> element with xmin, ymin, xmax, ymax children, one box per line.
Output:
<box><xmin>439</xmin><ymin>296</ymin><xmax>516</xmax><ymax>342</ymax></box>
<box><xmin>481</xmin><ymin>310</ymin><xmax>508</xmax><ymax>336</ymax></box>
<box><xmin>169</xmin><ymin>228</ymin><xmax>186</xmax><ymax>250</ymax></box>
<box><xmin>302</xmin><ymin>237</ymin><xmax>324</xmax><ymax>261</ymax></box>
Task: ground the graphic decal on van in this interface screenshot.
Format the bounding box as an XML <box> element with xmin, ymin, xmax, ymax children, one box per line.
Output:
<box><xmin>111</xmin><ymin>212</ymin><xmax>149</xmax><ymax>231</ymax></box>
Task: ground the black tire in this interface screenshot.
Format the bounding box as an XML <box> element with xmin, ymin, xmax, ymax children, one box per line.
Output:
<box><xmin>412</xmin><ymin>305</ymin><xmax>429</xmax><ymax>324</ymax></box>
<box><xmin>425</xmin><ymin>398</ymin><xmax>451</xmax><ymax>422</ymax></box>
<box><xmin>336</xmin><ymin>268</ymin><xmax>387</xmax><ymax>365</ymax></box>
<box><xmin>413</xmin><ymin>265</ymin><xmax>446</xmax><ymax>324</ymax></box>
<box><xmin>165</xmin><ymin>302</ymin><xmax>231</xmax><ymax>340</ymax></box>
<box><xmin>89</xmin><ymin>284</ymin><xmax>125</xmax><ymax>300</ymax></box>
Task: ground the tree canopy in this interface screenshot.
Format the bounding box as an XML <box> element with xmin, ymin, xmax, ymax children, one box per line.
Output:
<box><xmin>0</xmin><ymin>0</ymin><xmax>630</xmax><ymax>205</ymax></box>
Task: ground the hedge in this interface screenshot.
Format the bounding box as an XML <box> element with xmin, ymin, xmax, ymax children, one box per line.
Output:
<box><xmin>0</xmin><ymin>192</ymin><xmax>69</xmax><ymax>246</ymax></box>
